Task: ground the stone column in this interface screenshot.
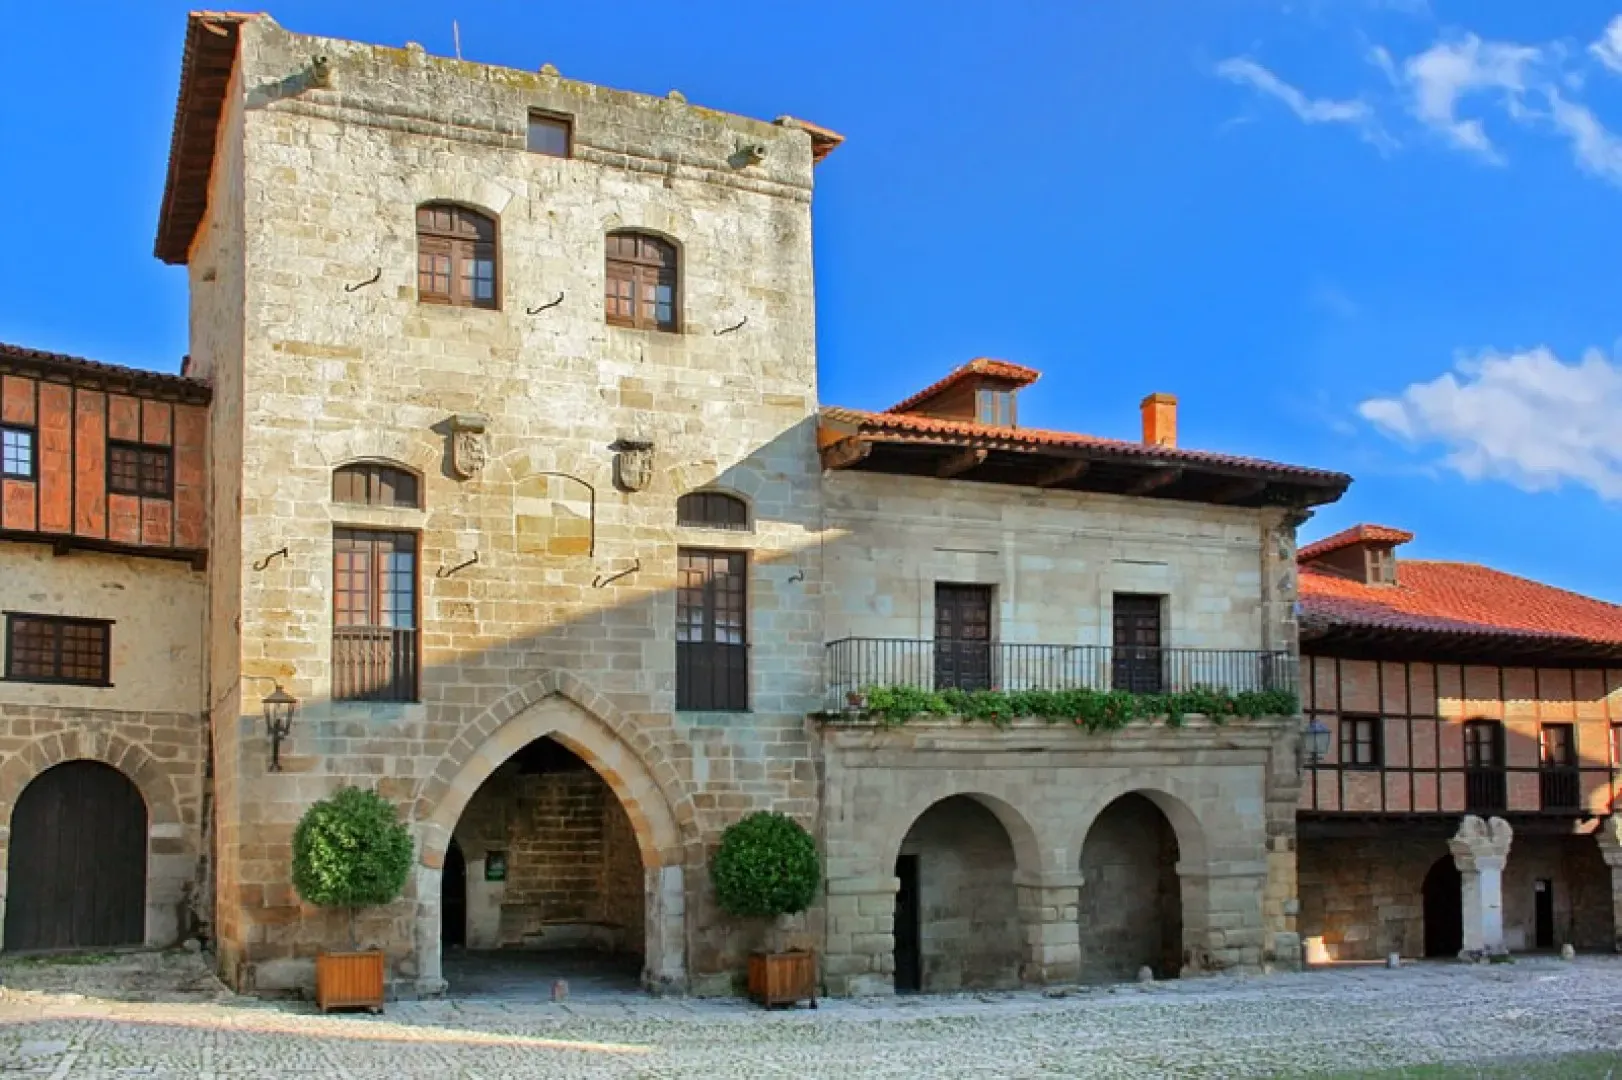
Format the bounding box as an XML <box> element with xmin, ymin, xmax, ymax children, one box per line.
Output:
<box><xmin>1448</xmin><ymin>815</ymin><xmax>1513</xmax><ymax>958</ymax></box>
<box><xmin>1177</xmin><ymin>860</ymin><xmax>1269</xmax><ymax>974</ymax></box>
<box><xmin>412</xmin><ymin>860</ymin><xmax>447</xmax><ymax>997</ymax></box>
<box><xmin>822</xmin><ymin>874</ymin><xmax>898</xmax><ymax>997</ymax></box>
<box><xmin>1592</xmin><ymin>816</ymin><xmax>1622</xmax><ymax>952</ymax></box>
<box><xmin>1016</xmin><ymin>871</ymin><xmax>1082</xmax><ymax>985</ymax></box>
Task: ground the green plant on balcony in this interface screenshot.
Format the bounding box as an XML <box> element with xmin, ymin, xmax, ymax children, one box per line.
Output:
<box><xmin>849</xmin><ymin>685</ymin><xmax>1299</xmax><ymax>730</ymax></box>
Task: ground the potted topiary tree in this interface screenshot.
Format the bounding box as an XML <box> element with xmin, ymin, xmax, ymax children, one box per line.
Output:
<box><xmin>710</xmin><ymin>810</ymin><xmax>821</xmax><ymax>1009</ymax></box>
<box><xmin>291</xmin><ymin>785</ymin><xmax>414</xmax><ymax>1013</ymax></box>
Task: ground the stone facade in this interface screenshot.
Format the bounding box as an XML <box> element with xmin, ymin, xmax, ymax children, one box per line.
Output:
<box><xmin>0</xmin><ymin>545</ymin><xmax>208</xmax><ymax>950</ymax></box>
<box><xmin>182</xmin><ymin>16</ymin><xmax>826</xmax><ymax>996</ymax></box>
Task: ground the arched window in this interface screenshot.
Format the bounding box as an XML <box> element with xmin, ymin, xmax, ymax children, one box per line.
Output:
<box><xmin>605</xmin><ymin>231</ymin><xmax>678</xmax><ymax>331</ymax></box>
<box><xmin>333</xmin><ymin>463</ymin><xmax>421</xmax><ymax>509</ymax></box>
<box><xmin>677</xmin><ymin>491</ymin><xmax>749</xmax><ymax>531</ymax></box>
<box><xmin>418</xmin><ymin>203</ymin><xmax>498</xmax><ymax>309</ymax></box>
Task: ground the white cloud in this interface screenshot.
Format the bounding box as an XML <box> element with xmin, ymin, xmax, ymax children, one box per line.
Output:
<box><xmin>1548</xmin><ymin>91</ymin><xmax>1622</xmax><ymax>185</ymax></box>
<box><xmin>1402</xmin><ymin>35</ymin><xmax>1540</xmax><ymax>160</ymax></box>
<box><xmin>1216</xmin><ymin>57</ymin><xmax>1394</xmax><ymax>149</ymax></box>
<box><xmin>1589</xmin><ymin>15</ymin><xmax>1622</xmax><ymax>74</ymax></box>
<box><xmin>1360</xmin><ymin>346</ymin><xmax>1622</xmax><ymax>500</ymax></box>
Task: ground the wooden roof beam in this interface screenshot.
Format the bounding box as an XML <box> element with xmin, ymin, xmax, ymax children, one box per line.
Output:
<box><xmin>820</xmin><ymin>436</ymin><xmax>872</xmax><ymax>470</ymax></box>
<box><xmin>936</xmin><ymin>448</ymin><xmax>989</xmax><ymax>479</ymax></box>
<box><xmin>1033</xmin><ymin>458</ymin><xmax>1090</xmax><ymax>488</ymax></box>
<box><xmin>1208</xmin><ymin>478</ymin><xmax>1268</xmax><ymax>504</ymax></box>
<box><xmin>1124</xmin><ymin>466</ymin><xmax>1183</xmax><ymax>497</ymax></box>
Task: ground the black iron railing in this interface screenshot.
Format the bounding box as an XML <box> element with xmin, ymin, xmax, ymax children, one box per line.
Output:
<box><xmin>333</xmin><ymin>626</ymin><xmax>418</xmax><ymax>702</ymax></box>
<box><xmin>1539</xmin><ymin>767</ymin><xmax>1582</xmax><ymax>811</ymax></box>
<box><xmin>1465</xmin><ymin>767</ymin><xmax>1508</xmax><ymax>814</ymax></box>
<box><xmin>1306</xmin><ymin>760</ymin><xmax>1603</xmax><ymax>818</ymax></box>
<box><xmin>825</xmin><ymin>637</ymin><xmax>1295</xmax><ymax>709</ymax></box>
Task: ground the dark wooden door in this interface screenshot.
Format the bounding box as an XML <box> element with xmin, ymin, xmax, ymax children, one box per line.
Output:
<box><xmin>1112</xmin><ymin>594</ymin><xmax>1163</xmax><ymax>692</ymax></box>
<box><xmin>1534</xmin><ymin>879</ymin><xmax>1554</xmax><ymax>950</ymax></box>
<box><xmin>3</xmin><ymin>761</ymin><xmax>146</xmax><ymax>952</ymax></box>
<box><xmin>893</xmin><ymin>853</ymin><xmax>922</xmax><ymax>992</ymax></box>
<box><xmin>442</xmin><ymin>840</ymin><xmax>467</xmax><ymax>949</ymax></box>
<box><xmin>934</xmin><ymin>584</ymin><xmax>992</xmax><ymax>691</ymax></box>
<box><xmin>1422</xmin><ymin>857</ymin><xmax>1462</xmax><ymax>958</ymax></box>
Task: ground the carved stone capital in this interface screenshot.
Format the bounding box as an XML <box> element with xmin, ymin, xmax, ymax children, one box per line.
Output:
<box><xmin>1448</xmin><ymin>814</ymin><xmax>1513</xmax><ymax>871</ymax></box>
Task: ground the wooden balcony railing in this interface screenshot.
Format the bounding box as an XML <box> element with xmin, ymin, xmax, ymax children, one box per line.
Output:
<box><xmin>1306</xmin><ymin>759</ymin><xmax>1608</xmax><ymax>818</ymax></box>
<box><xmin>332</xmin><ymin>626</ymin><xmax>418</xmax><ymax>702</ymax></box>
<box><xmin>825</xmin><ymin>638</ymin><xmax>1296</xmax><ymax>710</ymax></box>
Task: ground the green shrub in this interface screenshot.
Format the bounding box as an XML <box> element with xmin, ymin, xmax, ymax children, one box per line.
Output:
<box><xmin>291</xmin><ymin>786</ymin><xmax>413</xmax><ymax>947</ymax></box>
<box><xmin>710</xmin><ymin>811</ymin><xmax>820</xmax><ymax>919</ymax></box>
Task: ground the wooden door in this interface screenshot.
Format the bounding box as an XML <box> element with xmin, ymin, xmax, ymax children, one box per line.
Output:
<box><xmin>893</xmin><ymin>853</ymin><xmax>922</xmax><ymax>992</ymax></box>
<box><xmin>3</xmin><ymin>761</ymin><xmax>146</xmax><ymax>952</ymax></box>
<box><xmin>1112</xmin><ymin>594</ymin><xmax>1163</xmax><ymax>693</ymax></box>
<box><xmin>934</xmin><ymin>584</ymin><xmax>992</xmax><ymax>691</ymax></box>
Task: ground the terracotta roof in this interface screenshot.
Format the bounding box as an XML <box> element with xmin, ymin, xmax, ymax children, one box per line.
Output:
<box><xmin>156</xmin><ymin>12</ymin><xmax>259</xmax><ymax>265</ymax></box>
<box><xmin>0</xmin><ymin>343</ymin><xmax>211</xmax><ymax>404</ymax></box>
<box><xmin>777</xmin><ymin>117</ymin><xmax>845</xmax><ymax>164</ymax></box>
<box><xmin>886</xmin><ymin>359</ymin><xmax>1043</xmax><ymax>415</ymax></box>
<box><xmin>822</xmin><ymin>405</ymin><xmax>1351</xmax><ymax>485</ymax></box>
<box><xmin>1298</xmin><ymin>523</ymin><xmax>1415</xmax><ymax>562</ymax></box>
<box><xmin>1299</xmin><ymin>560</ymin><xmax>1622</xmax><ymax>649</ymax></box>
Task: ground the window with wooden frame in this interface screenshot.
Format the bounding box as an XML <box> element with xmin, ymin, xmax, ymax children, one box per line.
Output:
<box><xmin>1</xmin><ymin>425</ymin><xmax>33</xmax><ymax>479</ymax></box>
<box><xmin>1367</xmin><ymin>546</ymin><xmax>1397</xmax><ymax>585</ymax></box>
<box><xmin>1464</xmin><ymin>720</ymin><xmax>1504</xmax><ymax>768</ymax></box>
<box><xmin>1539</xmin><ymin>724</ymin><xmax>1576</xmax><ymax>768</ymax></box>
<box><xmin>676</xmin><ymin>491</ymin><xmax>750</xmax><ymax>531</ymax></box>
<box><xmin>527</xmin><ymin>111</ymin><xmax>572</xmax><ymax>157</ymax></box>
<box><xmin>332</xmin><ymin>463</ymin><xmax>421</xmax><ymax>509</ymax></box>
<box><xmin>1340</xmin><ymin>715</ymin><xmax>1382</xmax><ymax>768</ymax></box>
<box><xmin>676</xmin><ymin>549</ymin><xmax>747</xmax><ymax>711</ymax></box>
<box><xmin>4</xmin><ymin>613</ymin><xmax>112</xmax><ymax>686</ymax></box>
<box><xmin>417</xmin><ymin>203</ymin><xmax>498</xmax><ymax>309</ymax></box>
<box><xmin>976</xmin><ymin>389</ymin><xmax>1016</xmax><ymax>427</ymax></box>
<box><xmin>332</xmin><ymin>529</ymin><xmax>419</xmax><ymax>702</ymax></box>
<box><xmin>107</xmin><ymin>441</ymin><xmax>172</xmax><ymax>498</ymax></box>
<box><xmin>605</xmin><ymin>231</ymin><xmax>678</xmax><ymax>332</ymax></box>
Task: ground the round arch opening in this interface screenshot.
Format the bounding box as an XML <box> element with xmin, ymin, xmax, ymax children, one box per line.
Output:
<box><xmin>1078</xmin><ymin>792</ymin><xmax>1183</xmax><ymax>981</ymax></box>
<box><xmin>892</xmin><ymin>794</ymin><xmax>1023</xmax><ymax>993</ymax></box>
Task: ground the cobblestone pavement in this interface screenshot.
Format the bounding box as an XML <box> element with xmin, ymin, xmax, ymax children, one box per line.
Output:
<box><xmin>4</xmin><ymin>956</ymin><xmax>1622</xmax><ymax>1078</ymax></box>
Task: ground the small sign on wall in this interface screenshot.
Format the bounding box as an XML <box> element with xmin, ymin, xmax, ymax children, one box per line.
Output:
<box><xmin>485</xmin><ymin>851</ymin><xmax>507</xmax><ymax>883</ymax></box>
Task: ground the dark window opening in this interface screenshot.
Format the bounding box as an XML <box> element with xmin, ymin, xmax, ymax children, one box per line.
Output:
<box><xmin>1539</xmin><ymin>723</ymin><xmax>1580</xmax><ymax>811</ymax></box>
<box><xmin>2</xmin><ymin>425</ymin><xmax>33</xmax><ymax>479</ymax></box>
<box><xmin>605</xmin><ymin>231</ymin><xmax>678</xmax><ymax>332</ymax></box>
<box><xmin>677</xmin><ymin>491</ymin><xmax>749</xmax><ymax>531</ymax></box>
<box><xmin>676</xmin><ymin>549</ymin><xmax>747</xmax><ymax>710</ymax></box>
<box><xmin>975</xmin><ymin>389</ymin><xmax>1015</xmax><ymax>427</ymax></box>
<box><xmin>1464</xmin><ymin>719</ymin><xmax>1507</xmax><ymax>813</ymax></box>
<box><xmin>418</xmin><ymin>203</ymin><xmax>498</xmax><ymax>309</ymax></box>
<box><xmin>333</xmin><ymin>528</ymin><xmax>419</xmax><ymax>702</ymax></box>
<box><xmin>1112</xmin><ymin>593</ymin><xmax>1163</xmax><ymax>693</ymax></box>
<box><xmin>5</xmin><ymin>613</ymin><xmax>112</xmax><ymax>686</ymax></box>
<box><xmin>108</xmin><ymin>441</ymin><xmax>172</xmax><ymax>498</ymax></box>
<box><xmin>333</xmin><ymin>463</ymin><xmax>421</xmax><ymax>509</ymax></box>
<box><xmin>527</xmin><ymin>111</ymin><xmax>572</xmax><ymax>157</ymax></box>
<box><xmin>1340</xmin><ymin>715</ymin><xmax>1383</xmax><ymax>767</ymax></box>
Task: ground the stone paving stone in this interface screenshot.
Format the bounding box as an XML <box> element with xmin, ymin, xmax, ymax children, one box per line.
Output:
<box><xmin>3</xmin><ymin>957</ymin><xmax>1622</xmax><ymax>1077</ymax></box>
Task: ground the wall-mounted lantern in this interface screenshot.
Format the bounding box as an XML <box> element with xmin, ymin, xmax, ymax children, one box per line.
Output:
<box><xmin>263</xmin><ymin>683</ymin><xmax>299</xmax><ymax>772</ymax></box>
<box><xmin>1301</xmin><ymin>717</ymin><xmax>1332</xmax><ymax>771</ymax></box>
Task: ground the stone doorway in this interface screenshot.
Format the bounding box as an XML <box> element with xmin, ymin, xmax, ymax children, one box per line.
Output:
<box><xmin>894</xmin><ymin>795</ymin><xmax>1021</xmax><ymax>992</ymax></box>
<box><xmin>1422</xmin><ymin>856</ymin><xmax>1463</xmax><ymax>958</ymax></box>
<box><xmin>441</xmin><ymin>735</ymin><xmax>645</xmax><ymax>996</ymax></box>
<box><xmin>1078</xmin><ymin>793</ymin><xmax>1182</xmax><ymax>981</ymax></box>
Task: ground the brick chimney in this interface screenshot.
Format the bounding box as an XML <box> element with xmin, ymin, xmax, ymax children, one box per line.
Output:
<box><xmin>1140</xmin><ymin>393</ymin><xmax>1177</xmax><ymax>448</ymax></box>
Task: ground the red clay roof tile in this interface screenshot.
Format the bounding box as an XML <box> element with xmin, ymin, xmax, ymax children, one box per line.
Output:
<box><xmin>885</xmin><ymin>359</ymin><xmax>1042</xmax><ymax>415</ymax></box>
<box><xmin>1297</xmin><ymin>523</ymin><xmax>1415</xmax><ymax>562</ymax></box>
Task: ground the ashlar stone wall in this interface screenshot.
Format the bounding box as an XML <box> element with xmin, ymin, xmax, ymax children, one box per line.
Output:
<box><xmin>201</xmin><ymin>17</ymin><xmax>828</xmax><ymax>996</ymax></box>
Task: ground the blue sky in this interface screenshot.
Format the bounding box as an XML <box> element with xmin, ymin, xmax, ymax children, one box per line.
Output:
<box><xmin>2</xmin><ymin>1</ymin><xmax>1619</xmax><ymax>599</ymax></box>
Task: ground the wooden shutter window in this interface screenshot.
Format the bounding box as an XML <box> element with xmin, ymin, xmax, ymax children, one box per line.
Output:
<box><xmin>417</xmin><ymin>204</ymin><xmax>498</xmax><ymax>310</ymax></box>
<box><xmin>675</xmin><ymin>549</ymin><xmax>748</xmax><ymax>710</ymax></box>
<box><xmin>332</xmin><ymin>463</ymin><xmax>421</xmax><ymax>509</ymax></box>
<box><xmin>676</xmin><ymin>491</ymin><xmax>749</xmax><ymax>531</ymax></box>
<box><xmin>107</xmin><ymin>442</ymin><xmax>172</xmax><ymax>498</ymax></box>
<box><xmin>5</xmin><ymin>614</ymin><xmax>112</xmax><ymax>686</ymax></box>
<box><xmin>605</xmin><ymin>231</ymin><xmax>678</xmax><ymax>332</ymax></box>
<box><xmin>332</xmin><ymin>528</ymin><xmax>419</xmax><ymax>702</ymax></box>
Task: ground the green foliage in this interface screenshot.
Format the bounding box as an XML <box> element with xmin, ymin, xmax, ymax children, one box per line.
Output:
<box><xmin>854</xmin><ymin>685</ymin><xmax>1298</xmax><ymax>730</ymax></box>
<box><xmin>710</xmin><ymin>811</ymin><xmax>821</xmax><ymax>919</ymax></box>
<box><xmin>291</xmin><ymin>786</ymin><xmax>413</xmax><ymax>912</ymax></box>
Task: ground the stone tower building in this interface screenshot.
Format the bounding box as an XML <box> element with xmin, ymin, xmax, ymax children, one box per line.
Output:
<box><xmin>156</xmin><ymin>12</ymin><xmax>840</xmax><ymax>994</ymax></box>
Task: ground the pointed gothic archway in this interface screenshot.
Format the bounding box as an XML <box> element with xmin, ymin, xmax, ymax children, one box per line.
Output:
<box><xmin>413</xmin><ymin>681</ymin><xmax>694</xmax><ymax>995</ymax></box>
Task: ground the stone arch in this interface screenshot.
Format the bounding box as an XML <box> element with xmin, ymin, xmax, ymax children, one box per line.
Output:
<box><xmin>405</xmin><ymin>176</ymin><xmax>516</xmax><ymax>218</ymax></box>
<box><xmin>1069</xmin><ymin>782</ymin><xmax>1211</xmax><ymax>871</ymax></box>
<box><xmin>411</xmin><ymin>673</ymin><xmax>695</xmax><ymax>993</ymax></box>
<box><xmin>0</xmin><ymin>732</ymin><xmax>188</xmax><ymax>952</ymax></box>
<box><xmin>315</xmin><ymin>429</ymin><xmax>441</xmax><ymax>482</ymax></box>
<box><xmin>884</xmin><ymin>787</ymin><xmax>1050</xmax><ymax>878</ymax></box>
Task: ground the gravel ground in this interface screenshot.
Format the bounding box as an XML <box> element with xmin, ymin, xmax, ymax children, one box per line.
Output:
<box><xmin>3</xmin><ymin>954</ymin><xmax>1622</xmax><ymax>1077</ymax></box>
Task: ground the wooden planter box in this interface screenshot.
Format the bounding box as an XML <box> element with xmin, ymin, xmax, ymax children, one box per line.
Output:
<box><xmin>748</xmin><ymin>949</ymin><xmax>817</xmax><ymax>1009</ymax></box>
<box><xmin>315</xmin><ymin>950</ymin><xmax>386</xmax><ymax>1014</ymax></box>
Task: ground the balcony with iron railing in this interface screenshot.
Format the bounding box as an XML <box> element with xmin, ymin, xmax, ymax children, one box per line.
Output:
<box><xmin>824</xmin><ymin>637</ymin><xmax>1296</xmax><ymax>713</ymax></box>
